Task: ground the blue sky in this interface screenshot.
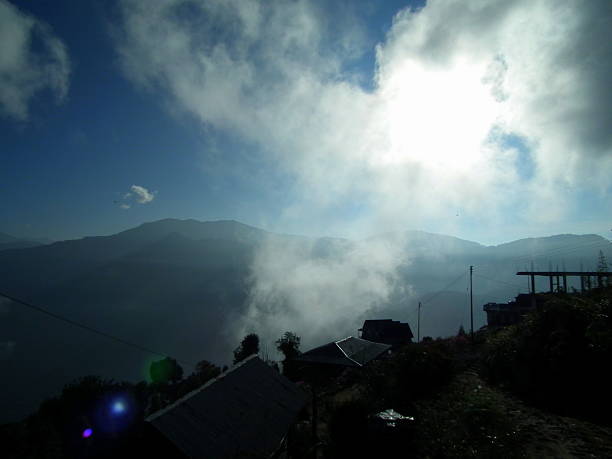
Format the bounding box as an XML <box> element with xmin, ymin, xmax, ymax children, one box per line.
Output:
<box><xmin>1</xmin><ymin>0</ymin><xmax>611</xmax><ymax>244</ymax></box>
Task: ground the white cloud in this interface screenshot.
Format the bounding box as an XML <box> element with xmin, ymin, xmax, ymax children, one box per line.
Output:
<box><xmin>130</xmin><ymin>185</ymin><xmax>155</xmax><ymax>204</ymax></box>
<box><xmin>116</xmin><ymin>185</ymin><xmax>156</xmax><ymax>209</ymax></box>
<box><xmin>241</xmin><ymin>233</ymin><xmax>413</xmax><ymax>350</ymax></box>
<box><xmin>115</xmin><ymin>0</ymin><xmax>612</xmax><ymax>232</ymax></box>
<box><xmin>0</xmin><ymin>0</ymin><xmax>70</xmax><ymax>120</ymax></box>
<box><xmin>115</xmin><ymin>0</ymin><xmax>612</xmax><ymax>345</ymax></box>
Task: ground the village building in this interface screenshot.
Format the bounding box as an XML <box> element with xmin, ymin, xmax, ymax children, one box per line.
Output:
<box><xmin>483</xmin><ymin>293</ymin><xmax>545</xmax><ymax>327</ymax></box>
<box><xmin>359</xmin><ymin>319</ymin><xmax>414</xmax><ymax>347</ymax></box>
<box><xmin>145</xmin><ymin>355</ymin><xmax>308</xmax><ymax>458</ymax></box>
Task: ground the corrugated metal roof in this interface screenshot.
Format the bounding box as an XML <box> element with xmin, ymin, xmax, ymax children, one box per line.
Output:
<box><xmin>146</xmin><ymin>356</ymin><xmax>308</xmax><ymax>458</ymax></box>
<box><xmin>296</xmin><ymin>336</ymin><xmax>391</xmax><ymax>367</ymax></box>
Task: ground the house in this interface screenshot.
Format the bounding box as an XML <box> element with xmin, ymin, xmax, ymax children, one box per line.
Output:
<box><xmin>359</xmin><ymin>319</ymin><xmax>413</xmax><ymax>347</ymax></box>
<box><xmin>483</xmin><ymin>293</ymin><xmax>545</xmax><ymax>327</ymax></box>
<box><xmin>295</xmin><ymin>336</ymin><xmax>391</xmax><ymax>368</ymax></box>
<box><xmin>145</xmin><ymin>355</ymin><xmax>308</xmax><ymax>458</ymax></box>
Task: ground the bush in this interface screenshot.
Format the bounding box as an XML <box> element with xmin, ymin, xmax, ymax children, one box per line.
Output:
<box><xmin>483</xmin><ymin>290</ymin><xmax>612</xmax><ymax>422</ymax></box>
<box><xmin>362</xmin><ymin>342</ymin><xmax>455</xmax><ymax>413</ymax></box>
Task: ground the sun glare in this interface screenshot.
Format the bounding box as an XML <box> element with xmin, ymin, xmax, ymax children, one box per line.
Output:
<box><xmin>374</xmin><ymin>58</ymin><xmax>503</xmax><ymax>171</ymax></box>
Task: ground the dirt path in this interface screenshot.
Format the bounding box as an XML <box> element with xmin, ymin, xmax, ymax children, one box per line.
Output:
<box><xmin>460</xmin><ymin>370</ymin><xmax>612</xmax><ymax>458</ymax></box>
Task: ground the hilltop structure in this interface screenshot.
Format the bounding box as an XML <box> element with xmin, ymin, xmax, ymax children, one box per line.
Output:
<box><xmin>359</xmin><ymin>319</ymin><xmax>414</xmax><ymax>347</ymax></box>
<box><xmin>483</xmin><ymin>294</ymin><xmax>546</xmax><ymax>327</ymax></box>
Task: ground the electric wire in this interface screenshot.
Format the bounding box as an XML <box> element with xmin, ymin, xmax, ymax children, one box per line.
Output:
<box><xmin>473</xmin><ymin>239</ymin><xmax>610</xmax><ymax>272</ymax></box>
<box><xmin>0</xmin><ymin>290</ymin><xmax>197</xmax><ymax>367</ymax></box>
<box><xmin>472</xmin><ymin>273</ymin><xmax>525</xmax><ymax>290</ymax></box>
<box><xmin>421</xmin><ymin>270</ymin><xmax>468</xmax><ymax>306</ymax></box>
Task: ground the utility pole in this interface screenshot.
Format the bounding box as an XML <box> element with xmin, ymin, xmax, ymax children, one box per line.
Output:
<box><xmin>417</xmin><ymin>301</ymin><xmax>421</xmax><ymax>343</ymax></box>
<box><xmin>469</xmin><ymin>265</ymin><xmax>474</xmax><ymax>340</ymax></box>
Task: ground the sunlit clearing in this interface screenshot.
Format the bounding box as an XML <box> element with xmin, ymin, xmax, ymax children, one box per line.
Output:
<box><xmin>374</xmin><ymin>57</ymin><xmax>504</xmax><ymax>171</ymax></box>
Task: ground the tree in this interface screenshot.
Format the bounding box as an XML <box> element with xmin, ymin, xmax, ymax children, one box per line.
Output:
<box><xmin>233</xmin><ymin>333</ymin><xmax>259</xmax><ymax>364</ymax></box>
<box><xmin>597</xmin><ymin>250</ymin><xmax>609</xmax><ymax>287</ymax></box>
<box><xmin>195</xmin><ymin>360</ymin><xmax>221</xmax><ymax>380</ymax></box>
<box><xmin>276</xmin><ymin>332</ymin><xmax>301</xmax><ymax>379</ymax></box>
<box><xmin>149</xmin><ymin>357</ymin><xmax>183</xmax><ymax>384</ymax></box>
<box><xmin>276</xmin><ymin>331</ymin><xmax>301</xmax><ymax>361</ymax></box>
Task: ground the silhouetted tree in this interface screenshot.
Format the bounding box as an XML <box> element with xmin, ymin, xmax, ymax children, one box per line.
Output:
<box><xmin>149</xmin><ymin>357</ymin><xmax>183</xmax><ymax>384</ymax></box>
<box><xmin>276</xmin><ymin>332</ymin><xmax>301</xmax><ymax>379</ymax></box>
<box><xmin>457</xmin><ymin>325</ymin><xmax>466</xmax><ymax>337</ymax></box>
<box><xmin>597</xmin><ymin>250</ymin><xmax>609</xmax><ymax>287</ymax></box>
<box><xmin>276</xmin><ymin>331</ymin><xmax>301</xmax><ymax>360</ymax></box>
<box><xmin>195</xmin><ymin>360</ymin><xmax>220</xmax><ymax>380</ymax></box>
<box><xmin>174</xmin><ymin>360</ymin><xmax>221</xmax><ymax>399</ymax></box>
<box><xmin>233</xmin><ymin>333</ymin><xmax>259</xmax><ymax>364</ymax></box>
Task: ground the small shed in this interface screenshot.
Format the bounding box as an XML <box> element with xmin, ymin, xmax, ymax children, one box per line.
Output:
<box><xmin>296</xmin><ymin>336</ymin><xmax>391</xmax><ymax>367</ymax></box>
<box><xmin>359</xmin><ymin>319</ymin><xmax>413</xmax><ymax>347</ymax></box>
<box><xmin>146</xmin><ymin>355</ymin><xmax>308</xmax><ymax>458</ymax></box>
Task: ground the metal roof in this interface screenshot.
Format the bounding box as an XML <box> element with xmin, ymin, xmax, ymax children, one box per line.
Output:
<box><xmin>146</xmin><ymin>356</ymin><xmax>308</xmax><ymax>458</ymax></box>
<box><xmin>296</xmin><ymin>336</ymin><xmax>391</xmax><ymax>367</ymax></box>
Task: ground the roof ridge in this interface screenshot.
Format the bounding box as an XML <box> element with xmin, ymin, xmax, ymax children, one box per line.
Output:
<box><xmin>146</xmin><ymin>354</ymin><xmax>259</xmax><ymax>422</ymax></box>
<box><xmin>333</xmin><ymin>337</ymin><xmax>362</xmax><ymax>367</ymax></box>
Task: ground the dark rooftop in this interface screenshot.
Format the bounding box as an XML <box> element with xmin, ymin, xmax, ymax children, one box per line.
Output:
<box><xmin>296</xmin><ymin>336</ymin><xmax>391</xmax><ymax>367</ymax></box>
<box><xmin>146</xmin><ymin>356</ymin><xmax>308</xmax><ymax>458</ymax></box>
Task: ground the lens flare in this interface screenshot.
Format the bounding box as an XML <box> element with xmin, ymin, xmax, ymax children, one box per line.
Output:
<box><xmin>111</xmin><ymin>400</ymin><xmax>126</xmax><ymax>415</ymax></box>
<box><xmin>82</xmin><ymin>428</ymin><xmax>93</xmax><ymax>438</ymax></box>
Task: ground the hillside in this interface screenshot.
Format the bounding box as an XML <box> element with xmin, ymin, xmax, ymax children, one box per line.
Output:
<box><xmin>0</xmin><ymin>231</ymin><xmax>51</xmax><ymax>251</ymax></box>
<box><xmin>0</xmin><ymin>219</ymin><xmax>610</xmax><ymax>423</ymax></box>
<box><xmin>3</xmin><ymin>287</ymin><xmax>612</xmax><ymax>458</ymax></box>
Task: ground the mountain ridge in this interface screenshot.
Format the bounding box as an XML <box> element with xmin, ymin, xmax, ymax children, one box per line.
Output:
<box><xmin>0</xmin><ymin>218</ymin><xmax>610</xmax><ymax>423</ymax></box>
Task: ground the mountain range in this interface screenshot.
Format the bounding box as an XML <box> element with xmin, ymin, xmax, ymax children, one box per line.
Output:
<box><xmin>0</xmin><ymin>219</ymin><xmax>610</xmax><ymax>423</ymax></box>
<box><xmin>0</xmin><ymin>232</ymin><xmax>53</xmax><ymax>251</ymax></box>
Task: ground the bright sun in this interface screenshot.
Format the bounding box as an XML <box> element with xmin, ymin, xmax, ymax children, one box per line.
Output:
<box><xmin>374</xmin><ymin>57</ymin><xmax>505</xmax><ymax>172</ymax></box>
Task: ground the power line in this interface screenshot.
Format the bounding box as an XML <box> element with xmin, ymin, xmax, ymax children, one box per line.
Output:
<box><xmin>506</xmin><ymin>240</ymin><xmax>610</xmax><ymax>265</ymax></box>
<box><xmin>421</xmin><ymin>270</ymin><xmax>468</xmax><ymax>306</ymax></box>
<box><xmin>0</xmin><ymin>291</ymin><xmax>197</xmax><ymax>367</ymax></box>
<box><xmin>473</xmin><ymin>273</ymin><xmax>525</xmax><ymax>290</ymax></box>
<box><xmin>473</xmin><ymin>239</ymin><xmax>610</xmax><ymax>271</ymax></box>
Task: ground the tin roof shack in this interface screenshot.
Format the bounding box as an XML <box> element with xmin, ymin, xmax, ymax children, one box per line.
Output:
<box><xmin>146</xmin><ymin>356</ymin><xmax>308</xmax><ymax>459</ymax></box>
<box><xmin>484</xmin><ymin>294</ymin><xmax>546</xmax><ymax>327</ymax></box>
<box><xmin>359</xmin><ymin>319</ymin><xmax>413</xmax><ymax>347</ymax></box>
<box><xmin>297</xmin><ymin>336</ymin><xmax>391</xmax><ymax>367</ymax></box>
<box><xmin>294</xmin><ymin>336</ymin><xmax>391</xmax><ymax>381</ymax></box>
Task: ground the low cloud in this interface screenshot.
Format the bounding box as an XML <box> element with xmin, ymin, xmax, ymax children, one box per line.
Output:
<box><xmin>239</xmin><ymin>233</ymin><xmax>413</xmax><ymax>350</ymax></box>
<box><xmin>0</xmin><ymin>0</ymin><xmax>70</xmax><ymax>120</ymax></box>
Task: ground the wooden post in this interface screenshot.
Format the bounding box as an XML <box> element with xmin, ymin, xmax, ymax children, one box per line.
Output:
<box><xmin>563</xmin><ymin>275</ymin><xmax>567</xmax><ymax>292</ymax></box>
<box><xmin>417</xmin><ymin>302</ymin><xmax>421</xmax><ymax>343</ymax></box>
<box><xmin>549</xmin><ymin>275</ymin><xmax>553</xmax><ymax>293</ymax></box>
<box><xmin>470</xmin><ymin>266</ymin><xmax>474</xmax><ymax>340</ymax></box>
